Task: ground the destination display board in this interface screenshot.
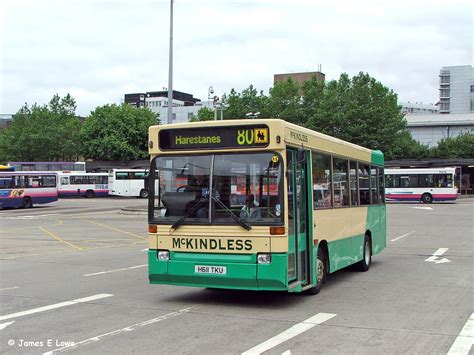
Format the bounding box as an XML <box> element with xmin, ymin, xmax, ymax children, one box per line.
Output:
<box><xmin>159</xmin><ymin>125</ymin><xmax>270</xmax><ymax>150</ymax></box>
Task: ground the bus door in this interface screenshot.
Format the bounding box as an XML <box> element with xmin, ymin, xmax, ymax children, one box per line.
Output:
<box><xmin>286</xmin><ymin>148</ymin><xmax>310</xmax><ymax>286</ymax></box>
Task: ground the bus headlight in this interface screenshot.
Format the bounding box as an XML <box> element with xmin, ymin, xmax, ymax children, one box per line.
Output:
<box><xmin>257</xmin><ymin>253</ymin><xmax>271</xmax><ymax>264</ymax></box>
<box><xmin>157</xmin><ymin>250</ymin><xmax>170</xmax><ymax>260</ymax></box>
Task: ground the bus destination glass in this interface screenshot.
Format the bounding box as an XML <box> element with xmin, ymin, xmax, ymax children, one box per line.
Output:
<box><xmin>158</xmin><ymin>125</ymin><xmax>269</xmax><ymax>150</ymax></box>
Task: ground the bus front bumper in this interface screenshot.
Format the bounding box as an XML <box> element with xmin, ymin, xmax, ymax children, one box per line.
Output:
<box><xmin>148</xmin><ymin>250</ymin><xmax>287</xmax><ymax>291</ymax></box>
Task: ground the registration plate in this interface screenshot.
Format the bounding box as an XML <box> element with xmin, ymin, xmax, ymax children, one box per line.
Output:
<box><xmin>194</xmin><ymin>265</ymin><xmax>227</xmax><ymax>275</ymax></box>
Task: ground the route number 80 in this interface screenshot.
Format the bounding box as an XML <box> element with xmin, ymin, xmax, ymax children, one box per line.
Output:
<box><xmin>237</xmin><ymin>129</ymin><xmax>254</xmax><ymax>145</ymax></box>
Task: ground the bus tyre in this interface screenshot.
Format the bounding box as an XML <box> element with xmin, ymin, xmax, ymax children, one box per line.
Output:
<box><xmin>307</xmin><ymin>247</ymin><xmax>327</xmax><ymax>295</ymax></box>
<box><xmin>140</xmin><ymin>189</ymin><xmax>149</xmax><ymax>198</ymax></box>
<box><xmin>85</xmin><ymin>190</ymin><xmax>95</xmax><ymax>198</ymax></box>
<box><xmin>421</xmin><ymin>193</ymin><xmax>433</xmax><ymax>204</ymax></box>
<box><xmin>22</xmin><ymin>197</ymin><xmax>33</xmax><ymax>209</ymax></box>
<box><xmin>356</xmin><ymin>236</ymin><xmax>371</xmax><ymax>272</ymax></box>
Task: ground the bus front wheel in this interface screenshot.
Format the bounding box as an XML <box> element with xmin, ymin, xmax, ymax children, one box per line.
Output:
<box><xmin>306</xmin><ymin>247</ymin><xmax>327</xmax><ymax>295</ymax></box>
<box><xmin>421</xmin><ymin>193</ymin><xmax>433</xmax><ymax>204</ymax></box>
<box><xmin>22</xmin><ymin>197</ymin><xmax>33</xmax><ymax>209</ymax></box>
<box><xmin>85</xmin><ymin>190</ymin><xmax>95</xmax><ymax>198</ymax></box>
<box><xmin>139</xmin><ymin>189</ymin><xmax>149</xmax><ymax>198</ymax></box>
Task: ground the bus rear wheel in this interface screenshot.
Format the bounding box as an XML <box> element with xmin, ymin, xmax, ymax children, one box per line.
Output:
<box><xmin>139</xmin><ymin>189</ymin><xmax>149</xmax><ymax>198</ymax></box>
<box><xmin>356</xmin><ymin>236</ymin><xmax>371</xmax><ymax>272</ymax></box>
<box><xmin>22</xmin><ymin>197</ymin><xmax>33</xmax><ymax>209</ymax></box>
<box><xmin>421</xmin><ymin>193</ymin><xmax>433</xmax><ymax>204</ymax></box>
<box><xmin>306</xmin><ymin>246</ymin><xmax>327</xmax><ymax>295</ymax></box>
<box><xmin>85</xmin><ymin>190</ymin><xmax>95</xmax><ymax>198</ymax></box>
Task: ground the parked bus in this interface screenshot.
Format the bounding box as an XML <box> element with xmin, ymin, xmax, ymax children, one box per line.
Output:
<box><xmin>108</xmin><ymin>169</ymin><xmax>149</xmax><ymax>198</ymax></box>
<box><xmin>147</xmin><ymin>119</ymin><xmax>386</xmax><ymax>294</ymax></box>
<box><xmin>385</xmin><ymin>167</ymin><xmax>458</xmax><ymax>203</ymax></box>
<box><xmin>8</xmin><ymin>161</ymin><xmax>85</xmax><ymax>172</ymax></box>
<box><xmin>0</xmin><ymin>172</ymin><xmax>58</xmax><ymax>208</ymax></box>
<box><xmin>58</xmin><ymin>172</ymin><xmax>108</xmax><ymax>198</ymax></box>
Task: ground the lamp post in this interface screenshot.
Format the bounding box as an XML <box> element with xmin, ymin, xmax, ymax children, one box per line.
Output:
<box><xmin>245</xmin><ymin>112</ymin><xmax>260</xmax><ymax>119</ymax></box>
<box><xmin>167</xmin><ymin>0</ymin><xmax>174</xmax><ymax>124</ymax></box>
<box><xmin>208</xmin><ymin>86</ymin><xmax>214</xmax><ymax>108</ymax></box>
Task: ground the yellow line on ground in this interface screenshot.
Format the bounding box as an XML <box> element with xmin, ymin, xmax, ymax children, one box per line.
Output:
<box><xmin>38</xmin><ymin>226</ymin><xmax>84</xmax><ymax>251</ymax></box>
<box><xmin>85</xmin><ymin>220</ymin><xmax>146</xmax><ymax>240</ymax></box>
<box><xmin>0</xmin><ymin>219</ymin><xmax>64</xmax><ymax>234</ymax></box>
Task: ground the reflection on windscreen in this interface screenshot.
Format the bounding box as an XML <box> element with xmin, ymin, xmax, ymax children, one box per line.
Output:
<box><xmin>151</xmin><ymin>152</ymin><xmax>283</xmax><ymax>225</ymax></box>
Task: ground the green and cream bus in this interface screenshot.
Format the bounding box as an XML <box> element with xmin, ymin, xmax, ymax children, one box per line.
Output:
<box><xmin>147</xmin><ymin>119</ymin><xmax>386</xmax><ymax>294</ymax></box>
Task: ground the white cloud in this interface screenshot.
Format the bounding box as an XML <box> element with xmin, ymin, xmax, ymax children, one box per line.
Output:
<box><xmin>1</xmin><ymin>0</ymin><xmax>472</xmax><ymax>115</ymax></box>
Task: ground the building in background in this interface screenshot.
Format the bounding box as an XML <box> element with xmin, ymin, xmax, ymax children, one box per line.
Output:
<box><xmin>274</xmin><ymin>70</ymin><xmax>325</xmax><ymax>87</ymax></box>
<box><xmin>0</xmin><ymin>114</ymin><xmax>13</xmax><ymax>129</ymax></box>
<box><xmin>399</xmin><ymin>102</ymin><xmax>439</xmax><ymax>115</ymax></box>
<box><xmin>406</xmin><ymin>113</ymin><xmax>473</xmax><ymax>147</ymax></box>
<box><xmin>124</xmin><ymin>90</ymin><xmax>200</xmax><ymax>109</ymax></box>
<box><xmin>124</xmin><ymin>90</ymin><xmax>204</xmax><ymax>123</ymax></box>
<box><xmin>438</xmin><ymin>65</ymin><xmax>474</xmax><ymax>114</ymax></box>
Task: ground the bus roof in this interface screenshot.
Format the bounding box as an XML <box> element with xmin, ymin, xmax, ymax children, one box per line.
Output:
<box><xmin>149</xmin><ymin>119</ymin><xmax>384</xmax><ymax>165</ymax></box>
<box><xmin>385</xmin><ymin>167</ymin><xmax>456</xmax><ymax>174</ymax></box>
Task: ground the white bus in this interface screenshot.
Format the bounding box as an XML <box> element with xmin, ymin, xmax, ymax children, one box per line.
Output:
<box><xmin>385</xmin><ymin>167</ymin><xmax>458</xmax><ymax>203</ymax></box>
<box><xmin>108</xmin><ymin>169</ymin><xmax>149</xmax><ymax>198</ymax></box>
<box><xmin>58</xmin><ymin>172</ymin><xmax>108</xmax><ymax>198</ymax></box>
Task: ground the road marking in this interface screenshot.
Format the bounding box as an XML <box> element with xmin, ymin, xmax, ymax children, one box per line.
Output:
<box><xmin>282</xmin><ymin>351</ymin><xmax>291</xmax><ymax>355</ymax></box>
<box><xmin>44</xmin><ymin>306</ymin><xmax>194</xmax><ymax>354</ymax></box>
<box><xmin>38</xmin><ymin>226</ymin><xmax>84</xmax><ymax>251</ymax></box>
<box><xmin>84</xmin><ymin>264</ymin><xmax>147</xmax><ymax>277</ymax></box>
<box><xmin>412</xmin><ymin>207</ymin><xmax>433</xmax><ymax>210</ymax></box>
<box><xmin>391</xmin><ymin>231</ymin><xmax>415</xmax><ymax>242</ymax></box>
<box><xmin>241</xmin><ymin>313</ymin><xmax>337</xmax><ymax>355</ymax></box>
<box><xmin>1</xmin><ymin>214</ymin><xmax>60</xmax><ymax>220</ymax></box>
<box><xmin>141</xmin><ymin>248</ymin><xmax>148</xmax><ymax>252</ymax></box>
<box><xmin>0</xmin><ymin>294</ymin><xmax>113</xmax><ymax>322</ymax></box>
<box><xmin>0</xmin><ymin>286</ymin><xmax>19</xmax><ymax>291</ymax></box>
<box><xmin>0</xmin><ymin>219</ymin><xmax>64</xmax><ymax>234</ymax></box>
<box><xmin>85</xmin><ymin>220</ymin><xmax>146</xmax><ymax>240</ymax></box>
<box><xmin>447</xmin><ymin>312</ymin><xmax>474</xmax><ymax>355</ymax></box>
<box><xmin>0</xmin><ymin>321</ymin><xmax>14</xmax><ymax>330</ymax></box>
<box><xmin>425</xmin><ymin>248</ymin><xmax>451</xmax><ymax>264</ymax></box>
<box><xmin>1</xmin><ymin>241</ymin><xmax>145</xmax><ymax>260</ymax></box>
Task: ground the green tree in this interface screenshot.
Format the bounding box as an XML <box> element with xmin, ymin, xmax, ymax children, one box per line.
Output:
<box><xmin>307</xmin><ymin>72</ymin><xmax>407</xmax><ymax>155</ymax></box>
<box><xmin>190</xmin><ymin>107</ymin><xmax>215</xmax><ymax>122</ymax></box>
<box><xmin>268</xmin><ymin>78</ymin><xmax>303</xmax><ymax>125</ymax></box>
<box><xmin>301</xmin><ymin>77</ymin><xmax>325</xmax><ymax>126</ymax></box>
<box><xmin>384</xmin><ymin>130</ymin><xmax>431</xmax><ymax>160</ymax></box>
<box><xmin>81</xmin><ymin>104</ymin><xmax>158</xmax><ymax>162</ymax></box>
<box><xmin>0</xmin><ymin>94</ymin><xmax>81</xmax><ymax>161</ymax></box>
<box><xmin>431</xmin><ymin>131</ymin><xmax>474</xmax><ymax>158</ymax></box>
<box><xmin>223</xmin><ymin>86</ymin><xmax>270</xmax><ymax>119</ymax></box>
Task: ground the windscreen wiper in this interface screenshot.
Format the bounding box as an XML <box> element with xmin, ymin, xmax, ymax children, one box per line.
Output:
<box><xmin>170</xmin><ymin>197</ymin><xmax>208</xmax><ymax>231</ymax></box>
<box><xmin>170</xmin><ymin>195</ymin><xmax>252</xmax><ymax>232</ymax></box>
<box><xmin>210</xmin><ymin>195</ymin><xmax>252</xmax><ymax>231</ymax></box>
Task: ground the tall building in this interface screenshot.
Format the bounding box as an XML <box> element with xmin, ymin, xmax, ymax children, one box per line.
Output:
<box><xmin>438</xmin><ymin>65</ymin><xmax>474</xmax><ymax>114</ymax></box>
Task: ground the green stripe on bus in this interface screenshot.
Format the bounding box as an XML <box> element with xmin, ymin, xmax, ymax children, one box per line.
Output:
<box><xmin>371</xmin><ymin>150</ymin><xmax>384</xmax><ymax>166</ymax></box>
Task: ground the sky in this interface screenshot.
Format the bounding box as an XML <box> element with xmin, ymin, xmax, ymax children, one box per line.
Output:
<box><xmin>0</xmin><ymin>0</ymin><xmax>472</xmax><ymax>116</ymax></box>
